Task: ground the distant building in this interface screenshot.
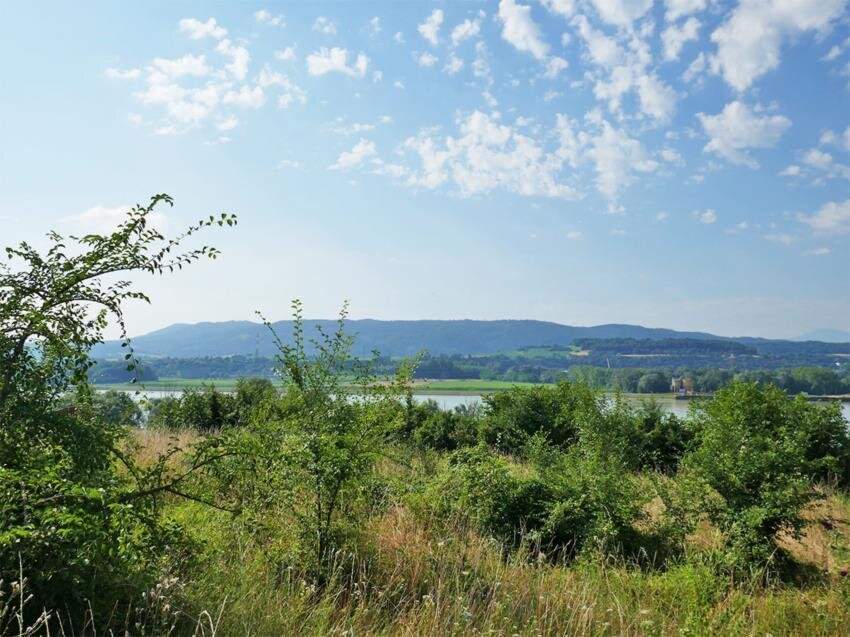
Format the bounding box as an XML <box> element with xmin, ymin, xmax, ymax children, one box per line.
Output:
<box><xmin>671</xmin><ymin>377</ymin><xmax>695</xmax><ymax>395</ymax></box>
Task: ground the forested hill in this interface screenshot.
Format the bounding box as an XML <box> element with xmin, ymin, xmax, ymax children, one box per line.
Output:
<box><xmin>92</xmin><ymin>319</ymin><xmax>723</xmax><ymax>358</ymax></box>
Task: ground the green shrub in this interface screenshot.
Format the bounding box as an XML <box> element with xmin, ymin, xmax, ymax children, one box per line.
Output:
<box><xmin>91</xmin><ymin>389</ymin><xmax>143</xmax><ymax>427</ymax></box>
<box><xmin>0</xmin><ymin>195</ymin><xmax>234</xmax><ymax>626</ymax></box>
<box><xmin>683</xmin><ymin>382</ymin><xmax>820</xmax><ymax>572</ymax></box>
<box><xmin>626</xmin><ymin>399</ymin><xmax>693</xmax><ymax>474</ymax></box>
<box><xmin>430</xmin><ymin>432</ymin><xmax>644</xmax><ymax>560</ymax></box>
<box><xmin>480</xmin><ymin>381</ymin><xmax>601</xmax><ymax>452</ymax></box>
<box><xmin>412</xmin><ymin>409</ymin><xmax>479</xmax><ymax>451</ymax></box>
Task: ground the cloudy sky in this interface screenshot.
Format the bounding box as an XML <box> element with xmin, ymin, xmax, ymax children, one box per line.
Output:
<box><xmin>1</xmin><ymin>0</ymin><xmax>849</xmax><ymax>339</ymax></box>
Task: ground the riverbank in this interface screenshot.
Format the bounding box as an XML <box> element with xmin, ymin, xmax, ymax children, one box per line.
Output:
<box><xmin>93</xmin><ymin>377</ymin><xmax>850</xmax><ymax>402</ymax></box>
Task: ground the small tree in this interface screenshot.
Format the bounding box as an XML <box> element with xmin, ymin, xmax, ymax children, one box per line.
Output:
<box><xmin>683</xmin><ymin>382</ymin><xmax>819</xmax><ymax>573</ymax></box>
<box><xmin>257</xmin><ymin>300</ymin><xmax>414</xmax><ymax>579</ymax></box>
<box><xmin>0</xmin><ymin>194</ymin><xmax>236</xmax><ymax>621</ymax></box>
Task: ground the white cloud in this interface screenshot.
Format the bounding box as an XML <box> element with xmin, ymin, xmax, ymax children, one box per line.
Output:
<box><xmin>416</xmin><ymin>52</ymin><xmax>439</xmax><ymax>68</ymax></box>
<box><xmin>683</xmin><ymin>52</ymin><xmax>707</xmax><ymax>82</ymax></box>
<box><xmin>134</xmin><ymin>66</ymin><xmax>223</xmax><ymax>128</ymax></box>
<box><xmin>765</xmin><ymin>233</ymin><xmax>795</xmax><ymax>245</ymax></box>
<box><xmin>368</xmin><ymin>16</ymin><xmax>382</xmax><ymax>35</ymax></box>
<box><xmin>698</xmin><ymin>101</ymin><xmax>791</xmax><ymax>168</ymax></box>
<box><xmin>498</xmin><ymin>0</ymin><xmax>549</xmax><ymax>60</ymax></box>
<box><xmin>254</xmin><ymin>10</ymin><xmax>284</xmax><ymax>27</ymax></box>
<box><xmin>544</xmin><ymin>56</ymin><xmax>569</xmax><ymax>78</ymax></box>
<box><xmin>451</xmin><ymin>18</ymin><xmax>481</xmax><ymax>46</ymax></box>
<box><xmin>216</xmin><ymin>39</ymin><xmax>250</xmax><ymax>80</ymax></box>
<box><xmin>152</xmin><ymin>54</ymin><xmax>210</xmax><ymax>78</ymax></box>
<box><xmin>472</xmin><ymin>42</ymin><xmax>492</xmax><ymax>81</ymax></box>
<box><xmin>662</xmin><ymin>17</ymin><xmax>700</xmax><ymax>61</ymax></box>
<box><xmin>566</xmin><ymin>230</ymin><xmax>583</xmax><ymax>240</ymax></box>
<box><xmin>204</xmin><ymin>135</ymin><xmax>231</xmax><ymax>146</ymax></box>
<box><xmin>586</xmin><ymin>120</ymin><xmax>658</xmax><ymax>202</ymax></box>
<box><xmin>400</xmin><ymin>110</ymin><xmax>578</xmax><ymax>198</ymax></box>
<box><xmin>661</xmin><ymin>147</ymin><xmax>683</xmax><ymax>163</ymax></box>
<box><xmin>822</xmin><ymin>35</ymin><xmax>850</xmax><ymax>62</ymax></box>
<box><xmin>798</xmin><ymin>198</ymin><xmax>850</xmax><ymax>234</ymax></box>
<box><xmin>216</xmin><ymin>115</ymin><xmax>238</xmax><ymax>131</ymax></box>
<box><xmin>541</xmin><ymin>0</ymin><xmax>576</xmax><ymax>18</ymax></box>
<box><xmin>275</xmin><ymin>47</ymin><xmax>296</xmax><ymax>62</ymax></box>
<box><xmin>394</xmin><ymin>31</ymin><xmax>405</xmax><ymax>44</ymax></box>
<box><xmin>153</xmin><ymin>125</ymin><xmax>179</xmax><ymax>136</ymax></box>
<box><xmin>636</xmin><ymin>74</ymin><xmax>677</xmax><ymax>122</ymax></box>
<box><xmin>327</xmin><ymin>117</ymin><xmax>390</xmax><ymax>136</ymax></box>
<box><xmin>572</xmin><ymin>15</ymin><xmax>623</xmax><ymax>68</ymax></box>
<box><xmin>444</xmin><ymin>54</ymin><xmax>465</xmax><ymax>74</ymax></box>
<box><xmin>695</xmin><ymin>209</ymin><xmax>717</xmax><ymax>224</ymax></box>
<box><xmin>804</xmin><ymin>247</ymin><xmax>832</xmax><ymax>256</ymax></box>
<box><xmin>780</xmin><ymin>164</ymin><xmax>801</xmax><ymax>177</ymax></box>
<box><xmin>313</xmin><ymin>16</ymin><xmax>337</xmax><ymax>35</ymax></box>
<box><xmin>64</xmin><ymin>204</ymin><xmax>167</xmax><ymax>234</ymax></box>
<box><xmin>306</xmin><ymin>48</ymin><xmax>369</xmax><ymax>78</ymax></box>
<box><xmin>394</xmin><ymin>80</ymin><xmax>405</xmax><ymax>89</ymax></box>
<box><xmin>418</xmin><ymin>9</ymin><xmax>444</xmax><ymax>45</ymax></box>
<box><xmin>278</xmin><ymin>159</ymin><xmax>301</xmax><ymax>169</ymax></box>
<box><xmin>664</xmin><ymin>0</ymin><xmax>707</xmax><ymax>22</ymax></box>
<box><xmin>105</xmin><ymin>67</ymin><xmax>141</xmax><ymax>80</ymax></box>
<box><xmin>178</xmin><ymin>17</ymin><xmax>227</xmax><ymax>40</ymax></box>
<box><xmin>590</xmin><ymin>0</ymin><xmax>654</xmax><ymax>28</ymax></box>
<box><xmin>656</xmin><ymin>211</ymin><xmax>670</xmax><ymax>221</ymax></box>
<box><xmin>329</xmin><ymin>138</ymin><xmax>377</xmax><ymax>170</ymax></box>
<box><xmin>257</xmin><ymin>67</ymin><xmax>307</xmax><ymax>108</ymax></box>
<box><xmin>803</xmin><ymin>148</ymin><xmax>834</xmax><ymax>170</ymax></box>
<box><xmin>710</xmin><ymin>0</ymin><xmax>847</xmax><ymax>92</ymax></box>
<box><xmin>223</xmin><ymin>85</ymin><xmax>265</xmax><ymax>109</ymax></box>
<box><xmin>572</xmin><ymin>14</ymin><xmax>677</xmax><ymax>122</ymax></box>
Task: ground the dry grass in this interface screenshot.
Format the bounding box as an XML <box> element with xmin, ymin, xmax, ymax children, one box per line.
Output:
<box><xmin>165</xmin><ymin>499</ymin><xmax>850</xmax><ymax>636</ymax></box>
<box><xmin>129</xmin><ymin>427</ymin><xmax>199</xmax><ymax>467</ymax></box>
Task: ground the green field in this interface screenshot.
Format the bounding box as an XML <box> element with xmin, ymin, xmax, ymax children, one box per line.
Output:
<box><xmin>94</xmin><ymin>377</ymin><xmax>544</xmax><ymax>394</ymax></box>
<box><xmin>94</xmin><ymin>377</ymin><xmax>270</xmax><ymax>392</ymax></box>
<box><xmin>94</xmin><ymin>377</ymin><xmax>682</xmax><ymax>398</ymax></box>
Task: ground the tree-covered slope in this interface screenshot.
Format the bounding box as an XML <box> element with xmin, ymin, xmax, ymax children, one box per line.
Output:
<box><xmin>92</xmin><ymin>319</ymin><xmax>722</xmax><ymax>358</ymax></box>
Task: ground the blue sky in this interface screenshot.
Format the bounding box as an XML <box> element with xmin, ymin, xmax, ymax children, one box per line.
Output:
<box><xmin>1</xmin><ymin>0</ymin><xmax>848</xmax><ymax>339</ymax></box>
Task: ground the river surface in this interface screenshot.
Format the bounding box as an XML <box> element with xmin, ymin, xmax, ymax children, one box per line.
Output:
<box><xmin>113</xmin><ymin>389</ymin><xmax>850</xmax><ymax>420</ymax></box>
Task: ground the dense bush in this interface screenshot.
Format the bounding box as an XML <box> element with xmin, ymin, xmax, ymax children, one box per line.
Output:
<box><xmin>480</xmin><ymin>381</ymin><xmax>600</xmax><ymax>452</ymax></box>
<box><xmin>683</xmin><ymin>383</ymin><xmax>824</xmax><ymax>571</ymax></box>
<box><xmin>625</xmin><ymin>400</ymin><xmax>693</xmax><ymax>473</ymax></box>
<box><xmin>91</xmin><ymin>389</ymin><xmax>144</xmax><ymax>427</ymax></box>
<box><xmin>430</xmin><ymin>427</ymin><xmax>644</xmax><ymax>561</ymax></box>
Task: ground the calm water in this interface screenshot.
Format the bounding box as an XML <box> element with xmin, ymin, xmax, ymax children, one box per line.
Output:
<box><xmin>116</xmin><ymin>389</ymin><xmax>850</xmax><ymax>421</ymax></box>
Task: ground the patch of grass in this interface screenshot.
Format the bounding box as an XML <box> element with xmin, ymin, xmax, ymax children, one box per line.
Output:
<box><xmin>410</xmin><ymin>379</ymin><xmax>546</xmax><ymax>394</ymax></box>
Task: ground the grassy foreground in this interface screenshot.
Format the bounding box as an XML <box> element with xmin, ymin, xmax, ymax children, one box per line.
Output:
<box><xmin>132</xmin><ymin>428</ymin><xmax>850</xmax><ymax>636</ymax></box>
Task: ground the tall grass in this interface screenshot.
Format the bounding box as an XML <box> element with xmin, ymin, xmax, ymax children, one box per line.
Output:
<box><xmin>156</xmin><ymin>498</ymin><xmax>850</xmax><ymax>636</ymax></box>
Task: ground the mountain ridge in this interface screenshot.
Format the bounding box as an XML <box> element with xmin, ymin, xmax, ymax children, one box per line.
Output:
<box><xmin>91</xmin><ymin>318</ymin><xmax>849</xmax><ymax>359</ymax></box>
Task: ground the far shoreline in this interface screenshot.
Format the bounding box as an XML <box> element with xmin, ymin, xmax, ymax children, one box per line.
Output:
<box><xmin>91</xmin><ymin>378</ymin><xmax>850</xmax><ymax>402</ymax></box>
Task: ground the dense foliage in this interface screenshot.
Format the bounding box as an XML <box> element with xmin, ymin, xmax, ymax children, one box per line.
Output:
<box><xmin>0</xmin><ymin>195</ymin><xmax>236</xmax><ymax>625</ymax></box>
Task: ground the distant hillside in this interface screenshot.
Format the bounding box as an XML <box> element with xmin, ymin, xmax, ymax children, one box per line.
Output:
<box><xmin>92</xmin><ymin>319</ymin><xmax>721</xmax><ymax>359</ymax></box>
<box><xmin>796</xmin><ymin>329</ymin><xmax>850</xmax><ymax>343</ymax></box>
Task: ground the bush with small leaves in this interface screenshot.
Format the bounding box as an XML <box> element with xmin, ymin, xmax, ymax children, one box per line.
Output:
<box><xmin>683</xmin><ymin>382</ymin><xmax>821</xmax><ymax>572</ymax></box>
<box><xmin>0</xmin><ymin>195</ymin><xmax>235</xmax><ymax>625</ymax></box>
